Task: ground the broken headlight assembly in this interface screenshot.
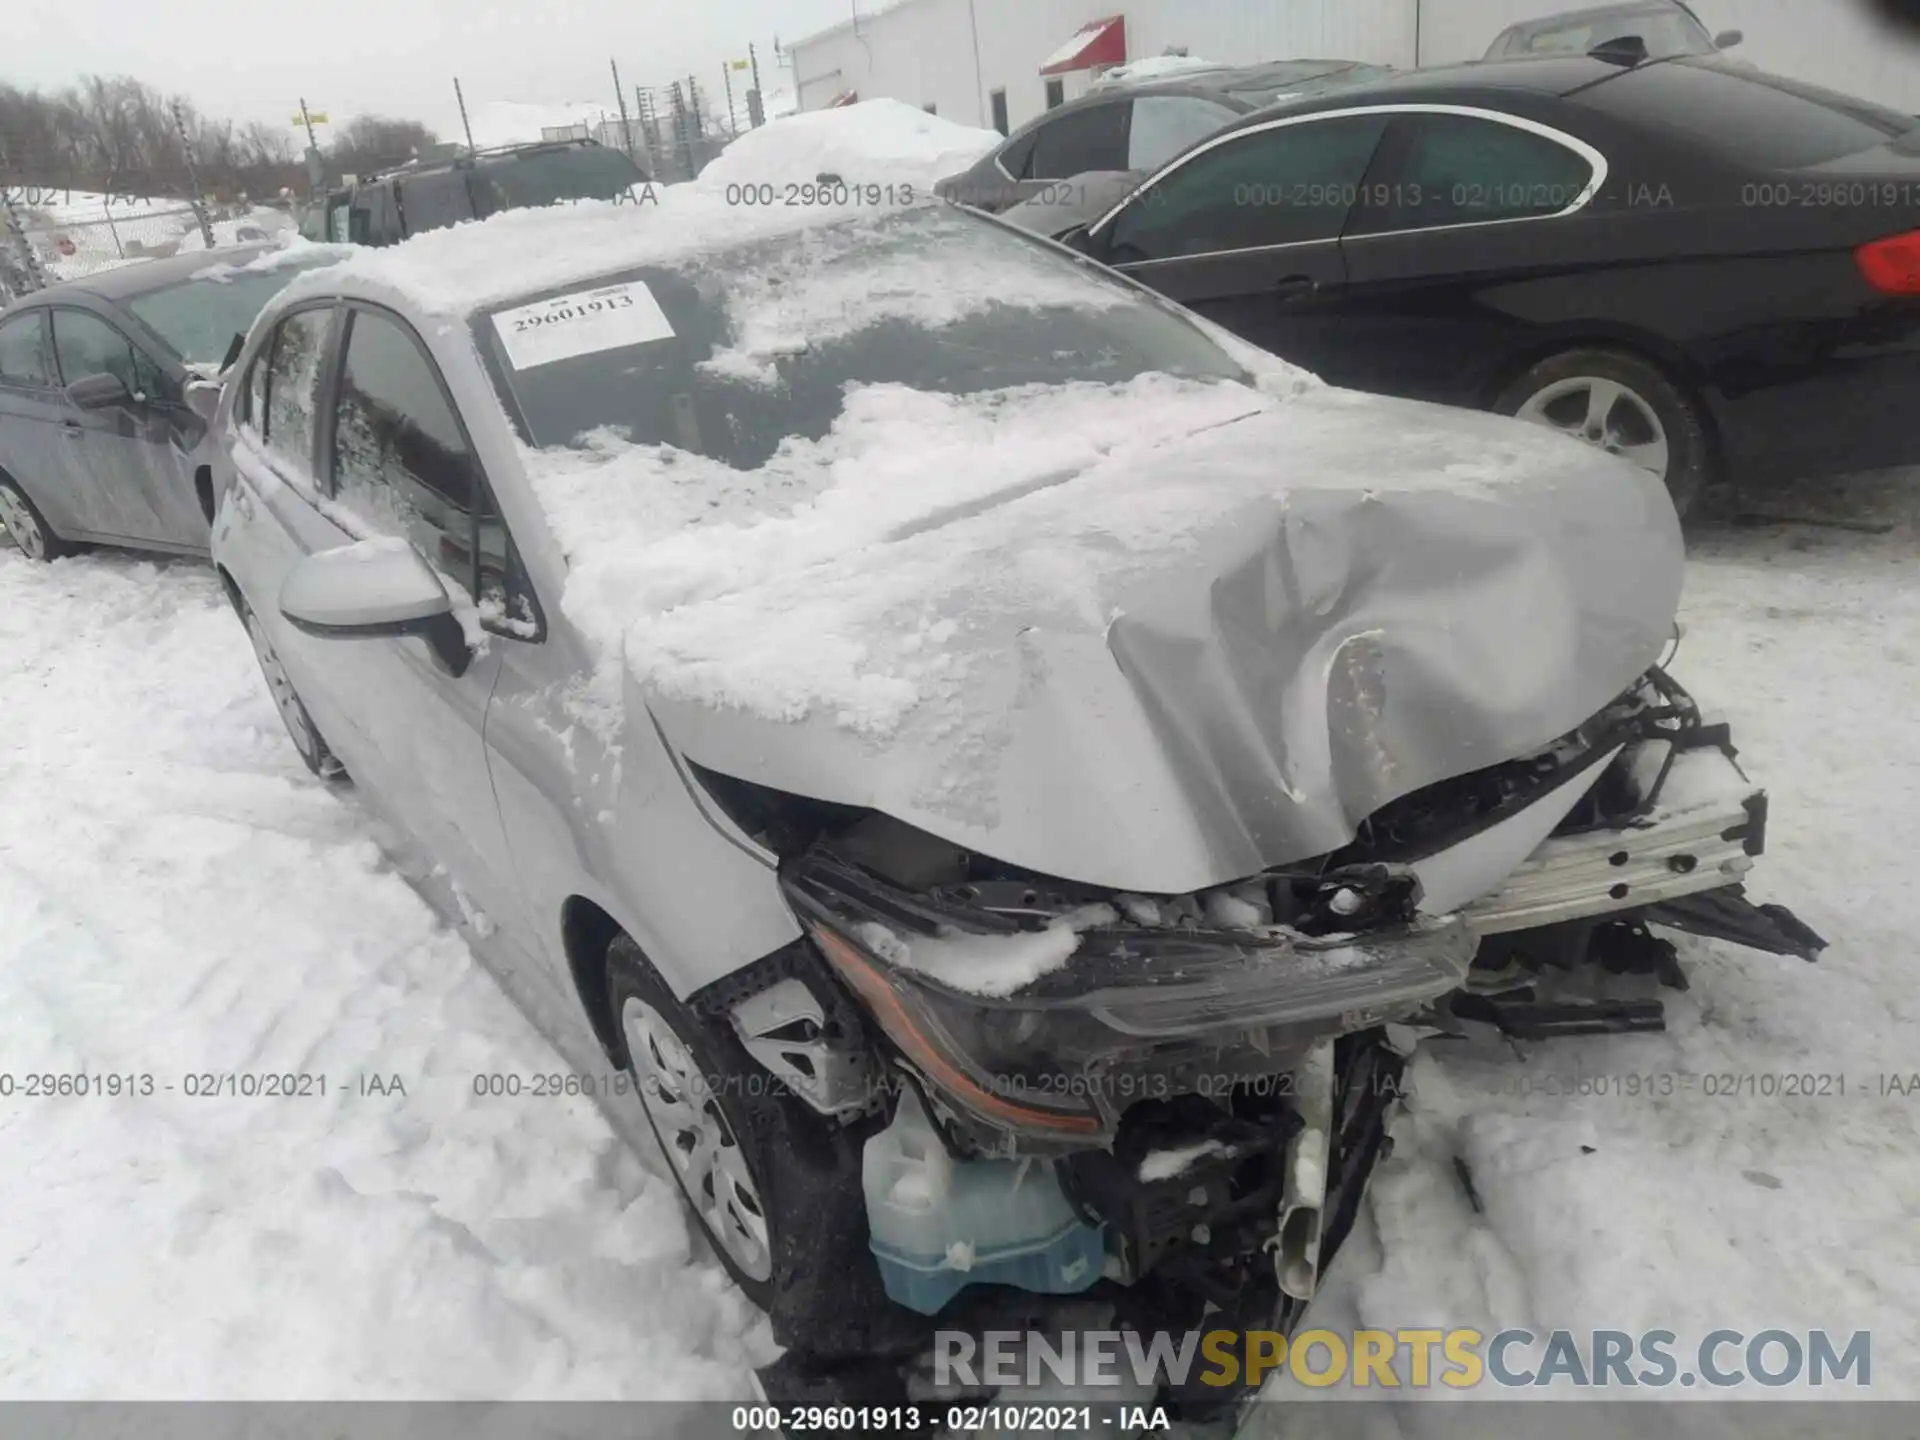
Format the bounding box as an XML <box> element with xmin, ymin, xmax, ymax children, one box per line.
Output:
<box><xmin>779</xmin><ymin>851</ymin><xmax>1475</xmax><ymax>1154</ymax></box>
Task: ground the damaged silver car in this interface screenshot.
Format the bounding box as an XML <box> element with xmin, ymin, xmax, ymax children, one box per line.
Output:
<box><xmin>204</xmin><ymin>199</ymin><xmax>1820</xmax><ymax>1418</ymax></box>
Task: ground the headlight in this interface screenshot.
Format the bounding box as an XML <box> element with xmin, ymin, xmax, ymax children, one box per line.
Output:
<box><xmin>781</xmin><ymin>853</ymin><xmax>1474</xmax><ymax>1152</ymax></box>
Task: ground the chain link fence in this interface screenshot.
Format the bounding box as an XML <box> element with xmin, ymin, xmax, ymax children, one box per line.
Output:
<box><xmin>2</xmin><ymin>187</ymin><xmax>243</xmax><ymax>301</ymax></box>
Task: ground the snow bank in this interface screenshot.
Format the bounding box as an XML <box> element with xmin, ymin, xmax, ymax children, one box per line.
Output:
<box><xmin>0</xmin><ymin>551</ymin><xmax>773</xmax><ymax>1398</ymax></box>
<box><xmin>695</xmin><ymin>98</ymin><xmax>1000</xmax><ymax>193</ymax></box>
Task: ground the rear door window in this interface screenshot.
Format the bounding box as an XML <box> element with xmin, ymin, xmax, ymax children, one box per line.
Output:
<box><xmin>1351</xmin><ymin>113</ymin><xmax>1597</xmax><ymax>234</ymax></box>
<box><xmin>1127</xmin><ymin>96</ymin><xmax>1240</xmax><ymax>171</ymax></box>
<box><xmin>1027</xmin><ymin>100</ymin><xmax>1133</xmax><ymax>179</ymax></box>
<box><xmin>259</xmin><ymin>307</ymin><xmax>335</xmax><ymax>477</ymax></box>
<box><xmin>0</xmin><ymin>312</ymin><xmax>54</xmax><ymax>387</ymax></box>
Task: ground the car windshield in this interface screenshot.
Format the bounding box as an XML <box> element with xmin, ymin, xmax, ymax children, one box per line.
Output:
<box><xmin>1501</xmin><ymin>6</ymin><xmax>1712</xmax><ymax>56</ymax></box>
<box><xmin>479</xmin><ymin>206</ymin><xmax>1249</xmax><ymax>473</ymax></box>
<box><xmin>125</xmin><ymin>257</ymin><xmax>340</xmax><ymax>366</ymax></box>
<box><xmin>473</xmin><ymin>146</ymin><xmax>648</xmax><ymax>213</ymax></box>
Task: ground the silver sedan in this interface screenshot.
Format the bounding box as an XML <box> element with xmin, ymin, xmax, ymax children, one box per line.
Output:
<box><xmin>205</xmin><ymin>197</ymin><xmax>1806</xmax><ymax>1388</ymax></box>
<box><xmin>0</xmin><ymin>244</ymin><xmax>342</xmax><ymax>560</ymax></box>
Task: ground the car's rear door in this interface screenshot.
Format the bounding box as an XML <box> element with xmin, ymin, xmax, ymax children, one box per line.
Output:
<box><xmin>1086</xmin><ymin>111</ymin><xmax>1393</xmax><ymax>374</ymax></box>
<box><xmin>46</xmin><ymin>305</ymin><xmax>179</xmax><ymax>544</ymax></box>
<box><xmin>1332</xmin><ymin>106</ymin><xmax>1612</xmax><ymax>404</ymax></box>
<box><xmin>0</xmin><ymin>308</ymin><xmax>76</xmax><ymax>537</ymax></box>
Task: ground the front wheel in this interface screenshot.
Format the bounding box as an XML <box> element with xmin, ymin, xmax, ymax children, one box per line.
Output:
<box><xmin>0</xmin><ymin>475</ymin><xmax>74</xmax><ymax>562</ymax></box>
<box><xmin>608</xmin><ymin>936</ymin><xmax>917</xmax><ymax>1358</ymax></box>
<box><xmin>1494</xmin><ymin>349</ymin><xmax>1713</xmax><ymax>518</ymax></box>
<box><xmin>238</xmin><ymin>597</ymin><xmax>345</xmax><ymax>780</ymax></box>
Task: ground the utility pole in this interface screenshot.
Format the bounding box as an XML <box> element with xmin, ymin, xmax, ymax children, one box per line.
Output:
<box><xmin>611</xmin><ymin>59</ymin><xmax>636</xmax><ymax>157</ymax></box>
<box><xmin>454</xmin><ymin>77</ymin><xmax>477</xmax><ymax>151</ymax></box>
<box><xmin>0</xmin><ymin>158</ymin><xmax>49</xmax><ymax>295</ymax></box>
<box><xmin>296</xmin><ymin>98</ymin><xmax>325</xmax><ymax>200</ymax></box>
<box><xmin>722</xmin><ymin>64</ymin><xmax>737</xmax><ymax>136</ymax></box>
<box><xmin>170</xmin><ymin>99</ymin><xmax>216</xmax><ymax>249</ymax></box>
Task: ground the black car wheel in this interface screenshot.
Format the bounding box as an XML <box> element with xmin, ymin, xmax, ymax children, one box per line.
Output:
<box><xmin>0</xmin><ymin>475</ymin><xmax>74</xmax><ymax>562</ymax></box>
<box><xmin>1494</xmin><ymin>349</ymin><xmax>1712</xmax><ymax>517</ymax></box>
<box><xmin>608</xmin><ymin>936</ymin><xmax>915</xmax><ymax>1358</ymax></box>
<box><xmin>238</xmin><ymin>597</ymin><xmax>346</xmax><ymax>780</ymax></box>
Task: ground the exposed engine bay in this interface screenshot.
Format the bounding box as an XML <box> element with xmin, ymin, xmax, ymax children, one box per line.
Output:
<box><xmin>696</xmin><ymin>667</ymin><xmax>1825</xmax><ymax>1416</ymax></box>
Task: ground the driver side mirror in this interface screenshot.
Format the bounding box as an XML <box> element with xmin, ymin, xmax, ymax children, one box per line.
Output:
<box><xmin>1714</xmin><ymin>28</ymin><xmax>1744</xmax><ymax>47</ymax></box>
<box><xmin>184</xmin><ymin>378</ymin><xmax>222</xmax><ymax>424</ymax></box>
<box><xmin>66</xmin><ymin>371</ymin><xmax>130</xmax><ymax>410</ymax></box>
<box><xmin>279</xmin><ymin>537</ymin><xmax>473</xmax><ymax>678</ymax></box>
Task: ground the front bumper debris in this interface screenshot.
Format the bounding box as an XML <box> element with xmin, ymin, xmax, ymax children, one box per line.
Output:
<box><xmin>1464</xmin><ymin>733</ymin><xmax>1768</xmax><ymax>936</ymax></box>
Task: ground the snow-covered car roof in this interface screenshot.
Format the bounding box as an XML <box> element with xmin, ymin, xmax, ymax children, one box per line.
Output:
<box><xmin>279</xmin><ymin>99</ymin><xmax>1006</xmax><ymax>320</ymax></box>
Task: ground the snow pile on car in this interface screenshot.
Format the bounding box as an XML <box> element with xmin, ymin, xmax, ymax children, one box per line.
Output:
<box><xmin>694</xmin><ymin>98</ymin><xmax>1002</xmax><ymax>193</ymax></box>
<box><xmin>1093</xmin><ymin>54</ymin><xmax>1227</xmax><ymax>85</ymax></box>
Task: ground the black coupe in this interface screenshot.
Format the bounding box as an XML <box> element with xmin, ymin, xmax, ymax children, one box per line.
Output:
<box><xmin>1055</xmin><ymin>53</ymin><xmax>1920</xmax><ymax>511</ymax></box>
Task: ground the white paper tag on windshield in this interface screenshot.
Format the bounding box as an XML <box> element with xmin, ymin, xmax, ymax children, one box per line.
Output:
<box><xmin>491</xmin><ymin>280</ymin><xmax>675</xmax><ymax>370</ymax></box>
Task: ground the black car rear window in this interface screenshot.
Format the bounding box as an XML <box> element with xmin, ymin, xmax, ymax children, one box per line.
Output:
<box><xmin>1595</xmin><ymin>59</ymin><xmax>1918</xmax><ymax>169</ymax></box>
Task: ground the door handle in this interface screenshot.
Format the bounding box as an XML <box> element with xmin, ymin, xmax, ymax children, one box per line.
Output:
<box><xmin>1271</xmin><ymin>275</ymin><xmax>1320</xmax><ymax>300</ymax></box>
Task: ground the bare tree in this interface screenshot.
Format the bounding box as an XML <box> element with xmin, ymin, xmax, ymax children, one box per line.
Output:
<box><xmin>327</xmin><ymin>115</ymin><xmax>439</xmax><ymax>178</ymax></box>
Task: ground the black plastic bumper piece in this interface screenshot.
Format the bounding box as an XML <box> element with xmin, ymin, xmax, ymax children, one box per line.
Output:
<box><xmin>1647</xmin><ymin>884</ymin><xmax>1827</xmax><ymax>962</ymax></box>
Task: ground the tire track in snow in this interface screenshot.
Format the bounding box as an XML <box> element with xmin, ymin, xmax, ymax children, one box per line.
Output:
<box><xmin>0</xmin><ymin>548</ymin><xmax>771</xmax><ymax>1398</ymax></box>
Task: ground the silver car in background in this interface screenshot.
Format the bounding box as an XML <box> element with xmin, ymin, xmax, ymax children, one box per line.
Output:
<box><xmin>0</xmin><ymin>244</ymin><xmax>345</xmax><ymax>560</ymax></box>
<box><xmin>206</xmin><ymin>197</ymin><xmax>1815</xmax><ymax>1411</ymax></box>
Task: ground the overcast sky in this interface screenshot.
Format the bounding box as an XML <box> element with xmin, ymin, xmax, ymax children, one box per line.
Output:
<box><xmin>8</xmin><ymin>0</ymin><xmax>858</xmax><ymax>135</ymax></box>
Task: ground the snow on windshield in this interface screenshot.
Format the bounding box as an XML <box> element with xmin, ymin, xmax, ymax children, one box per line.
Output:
<box><xmin>695</xmin><ymin>215</ymin><xmax>1140</xmax><ymax>385</ymax></box>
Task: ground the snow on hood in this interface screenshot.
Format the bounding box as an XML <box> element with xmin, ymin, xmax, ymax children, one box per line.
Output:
<box><xmin>694</xmin><ymin>99</ymin><xmax>1001</xmax><ymax>194</ymax></box>
<box><xmin>531</xmin><ymin>355</ymin><xmax>1684</xmax><ymax>893</ymax></box>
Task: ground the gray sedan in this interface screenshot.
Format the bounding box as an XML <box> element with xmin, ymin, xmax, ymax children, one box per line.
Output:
<box><xmin>0</xmin><ymin>244</ymin><xmax>343</xmax><ymax>560</ymax></box>
<box><xmin>934</xmin><ymin>60</ymin><xmax>1389</xmax><ymax>213</ymax></box>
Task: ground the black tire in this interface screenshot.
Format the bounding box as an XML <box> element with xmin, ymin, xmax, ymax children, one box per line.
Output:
<box><xmin>607</xmin><ymin>936</ymin><xmax>923</xmax><ymax>1359</ymax></box>
<box><xmin>1492</xmin><ymin>348</ymin><xmax>1713</xmax><ymax>518</ymax></box>
<box><xmin>0</xmin><ymin>474</ymin><xmax>75</xmax><ymax>562</ymax></box>
<box><xmin>236</xmin><ymin>596</ymin><xmax>346</xmax><ymax>781</ymax></box>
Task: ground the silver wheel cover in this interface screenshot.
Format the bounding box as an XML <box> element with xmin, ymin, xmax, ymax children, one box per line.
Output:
<box><xmin>0</xmin><ymin>486</ymin><xmax>46</xmax><ymax>560</ymax></box>
<box><xmin>245</xmin><ymin>611</ymin><xmax>318</xmax><ymax>764</ymax></box>
<box><xmin>1515</xmin><ymin>374</ymin><xmax>1672</xmax><ymax>480</ymax></box>
<box><xmin>622</xmin><ymin>994</ymin><xmax>774</xmax><ymax>1282</ymax></box>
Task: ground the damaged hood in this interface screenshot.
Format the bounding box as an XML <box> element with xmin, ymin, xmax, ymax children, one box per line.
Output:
<box><xmin>624</xmin><ymin>383</ymin><xmax>1684</xmax><ymax>895</ymax></box>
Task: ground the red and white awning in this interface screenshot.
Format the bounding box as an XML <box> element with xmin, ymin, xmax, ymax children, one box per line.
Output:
<box><xmin>1039</xmin><ymin>15</ymin><xmax>1127</xmax><ymax>76</ymax></box>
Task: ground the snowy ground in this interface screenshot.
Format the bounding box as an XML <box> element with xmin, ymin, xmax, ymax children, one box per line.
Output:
<box><xmin>0</xmin><ymin>472</ymin><xmax>1914</xmax><ymax>1406</ymax></box>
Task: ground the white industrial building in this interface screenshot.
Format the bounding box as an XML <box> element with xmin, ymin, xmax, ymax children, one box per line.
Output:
<box><xmin>782</xmin><ymin>0</ymin><xmax>1920</xmax><ymax>136</ymax></box>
